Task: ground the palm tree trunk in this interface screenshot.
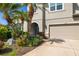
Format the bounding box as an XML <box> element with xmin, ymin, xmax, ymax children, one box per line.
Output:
<box><xmin>42</xmin><ymin>4</ymin><xmax>46</xmax><ymax>38</ymax></box>
<box><xmin>3</xmin><ymin>11</ymin><xmax>14</xmax><ymax>39</ymax></box>
<box><xmin>22</xmin><ymin>21</ymin><xmax>24</xmax><ymax>37</ymax></box>
<box><xmin>27</xmin><ymin>3</ymin><xmax>34</xmax><ymax>36</ymax></box>
<box><xmin>27</xmin><ymin>20</ymin><xmax>31</xmax><ymax>34</ymax></box>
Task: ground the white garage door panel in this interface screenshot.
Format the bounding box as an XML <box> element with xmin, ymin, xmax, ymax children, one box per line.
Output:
<box><xmin>50</xmin><ymin>25</ymin><xmax>79</xmax><ymax>40</ymax></box>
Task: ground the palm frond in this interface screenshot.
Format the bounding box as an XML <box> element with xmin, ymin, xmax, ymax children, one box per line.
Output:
<box><xmin>12</xmin><ymin>10</ymin><xmax>29</xmax><ymax>22</ymax></box>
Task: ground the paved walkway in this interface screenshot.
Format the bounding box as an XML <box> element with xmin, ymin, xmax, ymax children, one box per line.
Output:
<box><xmin>23</xmin><ymin>39</ymin><xmax>79</xmax><ymax>56</ymax></box>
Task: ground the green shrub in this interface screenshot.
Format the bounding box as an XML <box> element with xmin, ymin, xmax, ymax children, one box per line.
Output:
<box><xmin>6</xmin><ymin>30</ymin><xmax>12</xmax><ymax>39</ymax></box>
<box><xmin>0</xmin><ymin>25</ymin><xmax>12</xmax><ymax>41</ymax></box>
<box><xmin>16</xmin><ymin>32</ymin><xmax>29</xmax><ymax>47</ymax></box>
<box><xmin>0</xmin><ymin>26</ymin><xmax>8</xmax><ymax>41</ymax></box>
<box><xmin>27</xmin><ymin>36</ymin><xmax>43</xmax><ymax>47</ymax></box>
<box><xmin>23</xmin><ymin>32</ymin><xmax>29</xmax><ymax>38</ymax></box>
<box><xmin>12</xmin><ymin>24</ymin><xmax>22</xmax><ymax>38</ymax></box>
<box><xmin>16</xmin><ymin>37</ymin><xmax>27</xmax><ymax>46</ymax></box>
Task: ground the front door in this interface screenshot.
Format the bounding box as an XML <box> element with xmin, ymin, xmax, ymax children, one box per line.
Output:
<box><xmin>31</xmin><ymin>23</ymin><xmax>39</xmax><ymax>36</ymax></box>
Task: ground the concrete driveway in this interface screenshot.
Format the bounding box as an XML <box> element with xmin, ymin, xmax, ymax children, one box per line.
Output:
<box><xmin>23</xmin><ymin>39</ymin><xmax>79</xmax><ymax>56</ymax></box>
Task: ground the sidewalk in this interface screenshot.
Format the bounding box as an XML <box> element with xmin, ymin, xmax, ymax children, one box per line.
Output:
<box><xmin>23</xmin><ymin>39</ymin><xmax>79</xmax><ymax>56</ymax></box>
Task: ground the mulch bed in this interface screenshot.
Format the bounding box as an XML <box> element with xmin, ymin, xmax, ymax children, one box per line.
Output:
<box><xmin>16</xmin><ymin>41</ymin><xmax>44</xmax><ymax>56</ymax></box>
<box><xmin>0</xmin><ymin>47</ymin><xmax>35</xmax><ymax>56</ymax></box>
<box><xmin>0</xmin><ymin>48</ymin><xmax>12</xmax><ymax>54</ymax></box>
<box><xmin>16</xmin><ymin>47</ymin><xmax>35</xmax><ymax>56</ymax></box>
<box><xmin>0</xmin><ymin>41</ymin><xmax>44</xmax><ymax>56</ymax></box>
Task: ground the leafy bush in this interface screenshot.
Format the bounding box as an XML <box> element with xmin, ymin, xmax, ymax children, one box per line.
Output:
<box><xmin>27</xmin><ymin>35</ymin><xmax>43</xmax><ymax>47</ymax></box>
<box><xmin>0</xmin><ymin>25</ymin><xmax>12</xmax><ymax>41</ymax></box>
<box><xmin>6</xmin><ymin>30</ymin><xmax>12</xmax><ymax>39</ymax></box>
<box><xmin>0</xmin><ymin>26</ymin><xmax>8</xmax><ymax>41</ymax></box>
<box><xmin>23</xmin><ymin>32</ymin><xmax>29</xmax><ymax>38</ymax></box>
<box><xmin>16</xmin><ymin>37</ymin><xmax>27</xmax><ymax>46</ymax></box>
<box><xmin>15</xmin><ymin>32</ymin><xmax>29</xmax><ymax>47</ymax></box>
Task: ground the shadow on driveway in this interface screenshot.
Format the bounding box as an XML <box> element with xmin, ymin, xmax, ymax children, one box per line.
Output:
<box><xmin>50</xmin><ymin>38</ymin><xmax>65</xmax><ymax>44</ymax></box>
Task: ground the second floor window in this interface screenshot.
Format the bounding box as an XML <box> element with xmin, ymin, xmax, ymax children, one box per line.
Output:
<box><xmin>49</xmin><ymin>3</ymin><xmax>64</xmax><ymax>12</ymax></box>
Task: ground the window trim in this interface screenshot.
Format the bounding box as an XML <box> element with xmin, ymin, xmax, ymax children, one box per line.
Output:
<box><xmin>48</xmin><ymin>3</ymin><xmax>64</xmax><ymax>12</ymax></box>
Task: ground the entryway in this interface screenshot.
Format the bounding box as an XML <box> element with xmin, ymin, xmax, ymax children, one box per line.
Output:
<box><xmin>31</xmin><ymin>22</ymin><xmax>39</xmax><ymax>36</ymax></box>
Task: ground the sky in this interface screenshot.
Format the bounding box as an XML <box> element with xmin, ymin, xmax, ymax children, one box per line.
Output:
<box><xmin>0</xmin><ymin>5</ymin><xmax>27</xmax><ymax>25</ymax></box>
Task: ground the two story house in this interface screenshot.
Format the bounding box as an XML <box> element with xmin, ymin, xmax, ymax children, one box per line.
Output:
<box><xmin>24</xmin><ymin>3</ymin><xmax>79</xmax><ymax>40</ymax></box>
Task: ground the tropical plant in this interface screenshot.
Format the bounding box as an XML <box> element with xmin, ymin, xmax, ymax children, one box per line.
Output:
<box><xmin>27</xmin><ymin>3</ymin><xmax>35</xmax><ymax>34</ymax></box>
<box><xmin>23</xmin><ymin>32</ymin><xmax>29</xmax><ymax>38</ymax></box>
<box><xmin>11</xmin><ymin>10</ymin><xmax>29</xmax><ymax>37</ymax></box>
<box><xmin>0</xmin><ymin>25</ymin><xmax>8</xmax><ymax>41</ymax></box>
<box><xmin>16</xmin><ymin>32</ymin><xmax>29</xmax><ymax>47</ymax></box>
<box><xmin>12</xmin><ymin>3</ymin><xmax>37</xmax><ymax>37</ymax></box>
<box><xmin>27</xmin><ymin>35</ymin><xmax>43</xmax><ymax>47</ymax></box>
<box><xmin>0</xmin><ymin>25</ymin><xmax>10</xmax><ymax>48</ymax></box>
<box><xmin>16</xmin><ymin>37</ymin><xmax>27</xmax><ymax>46</ymax></box>
<box><xmin>0</xmin><ymin>3</ymin><xmax>25</xmax><ymax>39</ymax></box>
<box><xmin>0</xmin><ymin>3</ymin><xmax>23</xmax><ymax>25</ymax></box>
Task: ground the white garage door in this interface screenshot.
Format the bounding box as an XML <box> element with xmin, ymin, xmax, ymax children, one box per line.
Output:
<box><xmin>50</xmin><ymin>23</ymin><xmax>79</xmax><ymax>40</ymax></box>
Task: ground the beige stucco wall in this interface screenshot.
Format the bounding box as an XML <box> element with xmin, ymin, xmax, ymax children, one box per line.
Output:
<box><xmin>24</xmin><ymin>3</ymin><xmax>73</xmax><ymax>33</ymax></box>
<box><xmin>46</xmin><ymin>3</ymin><xmax>73</xmax><ymax>20</ymax></box>
<box><xmin>32</xmin><ymin>3</ymin><xmax>73</xmax><ymax>20</ymax></box>
<box><xmin>23</xmin><ymin>3</ymin><xmax>79</xmax><ymax>38</ymax></box>
<box><xmin>31</xmin><ymin>3</ymin><xmax>74</xmax><ymax>36</ymax></box>
<box><xmin>23</xmin><ymin>21</ymin><xmax>27</xmax><ymax>32</ymax></box>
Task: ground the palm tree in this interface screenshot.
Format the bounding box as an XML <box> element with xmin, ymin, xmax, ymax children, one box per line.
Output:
<box><xmin>12</xmin><ymin>3</ymin><xmax>34</xmax><ymax>36</ymax></box>
<box><xmin>0</xmin><ymin>3</ymin><xmax>24</xmax><ymax>39</ymax></box>
<box><xmin>27</xmin><ymin>3</ymin><xmax>35</xmax><ymax>35</ymax></box>
<box><xmin>12</xmin><ymin>3</ymin><xmax>36</xmax><ymax>38</ymax></box>
<box><xmin>0</xmin><ymin>3</ymin><xmax>22</xmax><ymax>25</ymax></box>
<box><xmin>12</xmin><ymin>10</ymin><xmax>29</xmax><ymax>37</ymax></box>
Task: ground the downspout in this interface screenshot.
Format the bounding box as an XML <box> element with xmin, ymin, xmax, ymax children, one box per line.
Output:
<box><xmin>42</xmin><ymin>4</ymin><xmax>46</xmax><ymax>38</ymax></box>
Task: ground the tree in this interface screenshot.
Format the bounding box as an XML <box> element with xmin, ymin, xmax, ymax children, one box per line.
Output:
<box><xmin>0</xmin><ymin>3</ymin><xmax>22</xmax><ymax>25</ymax></box>
<box><xmin>28</xmin><ymin>3</ymin><xmax>35</xmax><ymax>35</ymax></box>
<box><xmin>12</xmin><ymin>10</ymin><xmax>29</xmax><ymax>37</ymax></box>
<box><xmin>0</xmin><ymin>3</ymin><xmax>24</xmax><ymax>39</ymax></box>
